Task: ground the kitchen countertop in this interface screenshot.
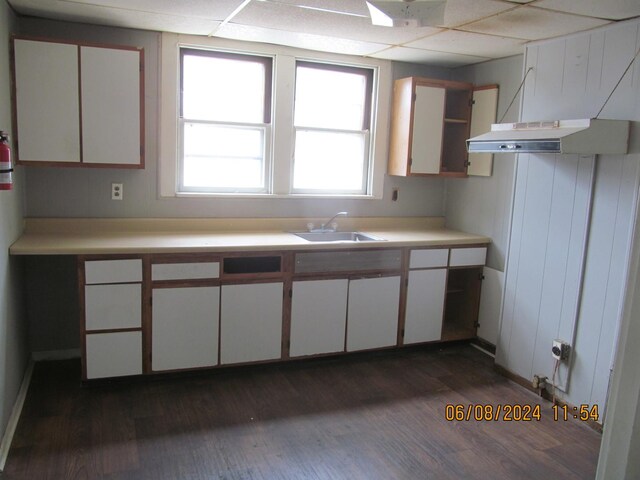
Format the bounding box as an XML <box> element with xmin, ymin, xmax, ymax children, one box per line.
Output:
<box><xmin>9</xmin><ymin>217</ymin><xmax>491</xmax><ymax>255</ymax></box>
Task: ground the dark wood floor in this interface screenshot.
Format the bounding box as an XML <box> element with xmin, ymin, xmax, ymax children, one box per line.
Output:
<box><xmin>3</xmin><ymin>344</ymin><xmax>601</xmax><ymax>479</ymax></box>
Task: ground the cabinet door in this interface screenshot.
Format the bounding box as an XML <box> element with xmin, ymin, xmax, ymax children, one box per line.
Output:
<box><xmin>85</xmin><ymin>284</ymin><xmax>141</xmax><ymax>331</ymax></box>
<box><xmin>468</xmin><ymin>86</ymin><xmax>498</xmax><ymax>177</ymax></box>
<box><xmin>80</xmin><ymin>46</ymin><xmax>141</xmax><ymax>166</ymax></box>
<box><xmin>347</xmin><ymin>276</ymin><xmax>400</xmax><ymax>352</ymax></box>
<box><xmin>220</xmin><ymin>282</ymin><xmax>283</xmax><ymax>365</ymax></box>
<box><xmin>13</xmin><ymin>39</ymin><xmax>80</xmax><ymax>163</ymax></box>
<box><xmin>410</xmin><ymin>85</ymin><xmax>445</xmax><ymax>174</ymax></box>
<box><xmin>86</xmin><ymin>331</ymin><xmax>142</xmax><ymax>379</ymax></box>
<box><xmin>404</xmin><ymin>269</ymin><xmax>447</xmax><ymax>344</ymax></box>
<box><xmin>152</xmin><ymin>286</ymin><xmax>219</xmax><ymax>371</ymax></box>
<box><xmin>290</xmin><ymin>279</ymin><xmax>348</xmax><ymax>357</ymax></box>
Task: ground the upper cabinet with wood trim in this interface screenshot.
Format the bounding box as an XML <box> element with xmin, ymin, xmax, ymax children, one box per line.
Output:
<box><xmin>11</xmin><ymin>37</ymin><xmax>144</xmax><ymax>168</ymax></box>
<box><xmin>388</xmin><ymin>77</ymin><xmax>497</xmax><ymax>178</ymax></box>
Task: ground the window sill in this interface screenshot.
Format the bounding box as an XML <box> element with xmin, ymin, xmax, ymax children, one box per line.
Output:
<box><xmin>173</xmin><ymin>192</ymin><xmax>382</xmax><ymax>200</ymax></box>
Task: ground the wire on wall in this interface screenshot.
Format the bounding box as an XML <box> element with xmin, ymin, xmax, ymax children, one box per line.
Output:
<box><xmin>595</xmin><ymin>44</ymin><xmax>640</xmax><ymax>118</ymax></box>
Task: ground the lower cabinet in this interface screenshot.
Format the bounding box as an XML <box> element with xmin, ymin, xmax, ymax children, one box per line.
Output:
<box><xmin>290</xmin><ymin>279</ymin><xmax>348</xmax><ymax>357</ymax></box>
<box><xmin>404</xmin><ymin>269</ymin><xmax>447</xmax><ymax>344</ymax></box>
<box><xmin>152</xmin><ymin>286</ymin><xmax>220</xmax><ymax>371</ymax></box>
<box><xmin>85</xmin><ymin>331</ymin><xmax>142</xmax><ymax>379</ymax></box>
<box><xmin>220</xmin><ymin>282</ymin><xmax>283</xmax><ymax>365</ymax></box>
<box><xmin>347</xmin><ymin>276</ymin><xmax>401</xmax><ymax>352</ymax></box>
<box><xmin>442</xmin><ymin>267</ymin><xmax>483</xmax><ymax>341</ymax></box>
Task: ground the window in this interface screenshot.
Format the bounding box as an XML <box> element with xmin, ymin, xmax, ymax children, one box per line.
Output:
<box><xmin>292</xmin><ymin>62</ymin><xmax>374</xmax><ymax>195</ymax></box>
<box><xmin>179</xmin><ymin>49</ymin><xmax>272</xmax><ymax>193</ymax></box>
<box><xmin>161</xmin><ymin>34</ymin><xmax>391</xmax><ymax>199</ymax></box>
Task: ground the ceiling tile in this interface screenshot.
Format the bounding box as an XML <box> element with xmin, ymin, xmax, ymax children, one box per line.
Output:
<box><xmin>11</xmin><ymin>0</ymin><xmax>242</xmax><ymax>20</ymax></box>
<box><xmin>255</xmin><ymin>0</ymin><xmax>371</xmax><ymax>17</ymax></box>
<box><xmin>233</xmin><ymin>1</ymin><xmax>443</xmax><ymax>45</ymax></box>
<box><xmin>462</xmin><ymin>5</ymin><xmax>611</xmax><ymax>40</ymax></box>
<box><xmin>535</xmin><ymin>0</ymin><xmax>640</xmax><ymax>21</ymax></box>
<box><xmin>370</xmin><ymin>46</ymin><xmax>489</xmax><ymax>67</ymax></box>
<box><xmin>406</xmin><ymin>29</ymin><xmax>527</xmax><ymax>58</ymax></box>
<box><xmin>216</xmin><ymin>22</ymin><xmax>388</xmax><ymax>56</ymax></box>
<box><xmin>9</xmin><ymin>0</ymin><xmax>222</xmax><ymax>34</ymax></box>
<box><xmin>439</xmin><ymin>0</ymin><xmax>517</xmax><ymax>28</ymax></box>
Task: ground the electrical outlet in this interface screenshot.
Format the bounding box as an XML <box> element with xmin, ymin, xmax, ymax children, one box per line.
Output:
<box><xmin>552</xmin><ymin>339</ymin><xmax>570</xmax><ymax>361</ymax></box>
<box><xmin>111</xmin><ymin>183</ymin><xmax>123</xmax><ymax>201</ymax></box>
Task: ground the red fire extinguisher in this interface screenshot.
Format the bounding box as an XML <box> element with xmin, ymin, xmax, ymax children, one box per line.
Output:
<box><xmin>0</xmin><ymin>131</ymin><xmax>13</xmax><ymax>191</ymax></box>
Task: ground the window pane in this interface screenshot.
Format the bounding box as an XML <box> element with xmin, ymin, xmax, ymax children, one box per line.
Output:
<box><xmin>293</xmin><ymin>130</ymin><xmax>366</xmax><ymax>192</ymax></box>
<box><xmin>182</xmin><ymin>123</ymin><xmax>264</xmax><ymax>190</ymax></box>
<box><xmin>182</xmin><ymin>54</ymin><xmax>266</xmax><ymax>123</ymax></box>
<box><xmin>294</xmin><ymin>65</ymin><xmax>368</xmax><ymax>130</ymax></box>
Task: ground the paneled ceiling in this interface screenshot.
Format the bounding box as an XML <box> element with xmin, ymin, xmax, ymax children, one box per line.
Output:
<box><xmin>7</xmin><ymin>0</ymin><xmax>640</xmax><ymax>67</ymax></box>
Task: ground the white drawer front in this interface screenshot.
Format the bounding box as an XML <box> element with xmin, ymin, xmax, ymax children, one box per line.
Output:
<box><xmin>85</xmin><ymin>259</ymin><xmax>142</xmax><ymax>284</ymax></box>
<box><xmin>86</xmin><ymin>331</ymin><xmax>142</xmax><ymax>379</ymax></box>
<box><xmin>152</xmin><ymin>262</ymin><xmax>220</xmax><ymax>281</ymax></box>
<box><xmin>409</xmin><ymin>248</ymin><xmax>449</xmax><ymax>269</ymax></box>
<box><xmin>85</xmin><ymin>284</ymin><xmax>141</xmax><ymax>331</ymax></box>
<box><xmin>449</xmin><ymin>247</ymin><xmax>487</xmax><ymax>267</ymax></box>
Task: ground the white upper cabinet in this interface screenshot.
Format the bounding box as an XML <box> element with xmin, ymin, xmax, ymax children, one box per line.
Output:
<box><xmin>467</xmin><ymin>86</ymin><xmax>499</xmax><ymax>177</ymax></box>
<box><xmin>12</xmin><ymin>37</ymin><xmax>144</xmax><ymax>168</ymax></box>
<box><xmin>80</xmin><ymin>46</ymin><xmax>142</xmax><ymax>166</ymax></box>
<box><xmin>13</xmin><ymin>39</ymin><xmax>80</xmax><ymax>163</ymax></box>
<box><xmin>411</xmin><ymin>85</ymin><xmax>445</xmax><ymax>174</ymax></box>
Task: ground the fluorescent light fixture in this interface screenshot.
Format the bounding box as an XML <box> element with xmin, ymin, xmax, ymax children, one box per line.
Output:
<box><xmin>366</xmin><ymin>0</ymin><xmax>446</xmax><ymax>27</ymax></box>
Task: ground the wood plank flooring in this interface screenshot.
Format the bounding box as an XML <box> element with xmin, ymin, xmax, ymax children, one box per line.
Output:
<box><xmin>2</xmin><ymin>344</ymin><xmax>601</xmax><ymax>479</ymax></box>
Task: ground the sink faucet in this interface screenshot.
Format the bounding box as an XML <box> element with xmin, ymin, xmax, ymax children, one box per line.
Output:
<box><xmin>320</xmin><ymin>212</ymin><xmax>349</xmax><ymax>232</ymax></box>
<box><xmin>314</xmin><ymin>211</ymin><xmax>348</xmax><ymax>232</ymax></box>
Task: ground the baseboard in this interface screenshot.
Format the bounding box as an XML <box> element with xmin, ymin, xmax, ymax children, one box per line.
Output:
<box><xmin>32</xmin><ymin>348</ymin><xmax>81</xmax><ymax>361</ymax></box>
<box><xmin>0</xmin><ymin>359</ymin><xmax>34</xmax><ymax>472</ymax></box>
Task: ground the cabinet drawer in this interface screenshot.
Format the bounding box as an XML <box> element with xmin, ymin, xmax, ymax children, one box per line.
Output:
<box><xmin>85</xmin><ymin>331</ymin><xmax>142</xmax><ymax>379</ymax></box>
<box><xmin>449</xmin><ymin>247</ymin><xmax>487</xmax><ymax>267</ymax></box>
<box><xmin>85</xmin><ymin>284</ymin><xmax>141</xmax><ymax>331</ymax></box>
<box><xmin>152</xmin><ymin>262</ymin><xmax>220</xmax><ymax>281</ymax></box>
<box><xmin>85</xmin><ymin>259</ymin><xmax>142</xmax><ymax>284</ymax></box>
<box><xmin>409</xmin><ymin>248</ymin><xmax>449</xmax><ymax>269</ymax></box>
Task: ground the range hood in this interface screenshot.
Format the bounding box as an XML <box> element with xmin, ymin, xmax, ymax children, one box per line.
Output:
<box><xmin>466</xmin><ymin>119</ymin><xmax>630</xmax><ymax>154</ymax></box>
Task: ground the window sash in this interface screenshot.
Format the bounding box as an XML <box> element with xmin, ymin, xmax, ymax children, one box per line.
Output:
<box><xmin>178</xmin><ymin>119</ymin><xmax>270</xmax><ymax>194</ymax></box>
<box><xmin>291</xmin><ymin>126</ymin><xmax>370</xmax><ymax>195</ymax></box>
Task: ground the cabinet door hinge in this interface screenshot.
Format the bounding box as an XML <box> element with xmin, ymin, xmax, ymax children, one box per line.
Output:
<box><xmin>479</xmin><ymin>273</ymin><xmax>485</xmax><ymax>281</ymax></box>
<box><xmin>405</xmin><ymin>278</ymin><xmax>409</xmax><ymax>287</ymax></box>
<box><xmin>289</xmin><ymin>289</ymin><xmax>293</xmax><ymax>298</ymax></box>
<box><xmin>464</xmin><ymin>161</ymin><xmax>471</xmax><ymax>167</ymax></box>
<box><xmin>469</xmin><ymin>99</ymin><xmax>476</xmax><ymax>106</ymax></box>
<box><xmin>412</xmin><ymin>93</ymin><xmax>417</xmax><ymax>103</ymax></box>
<box><xmin>409</xmin><ymin>157</ymin><xmax>413</xmax><ymax>166</ymax></box>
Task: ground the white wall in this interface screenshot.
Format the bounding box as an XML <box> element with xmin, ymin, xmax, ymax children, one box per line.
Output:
<box><xmin>497</xmin><ymin>19</ymin><xmax>640</xmax><ymax>414</ymax></box>
<box><xmin>0</xmin><ymin>0</ymin><xmax>29</xmax><ymax>457</ymax></box>
<box><xmin>19</xmin><ymin>17</ymin><xmax>450</xmax><ymax>220</ymax></box>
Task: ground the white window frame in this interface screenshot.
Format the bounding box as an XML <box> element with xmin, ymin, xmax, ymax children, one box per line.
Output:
<box><xmin>178</xmin><ymin>47</ymin><xmax>273</xmax><ymax>194</ymax></box>
<box><xmin>159</xmin><ymin>33</ymin><xmax>391</xmax><ymax>199</ymax></box>
<box><xmin>291</xmin><ymin>60</ymin><xmax>374</xmax><ymax>196</ymax></box>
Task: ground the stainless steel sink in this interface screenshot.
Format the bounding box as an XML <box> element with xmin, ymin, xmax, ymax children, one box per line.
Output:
<box><xmin>292</xmin><ymin>231</ymin><xmax>385</xmax><ymax>242</ymax></box>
